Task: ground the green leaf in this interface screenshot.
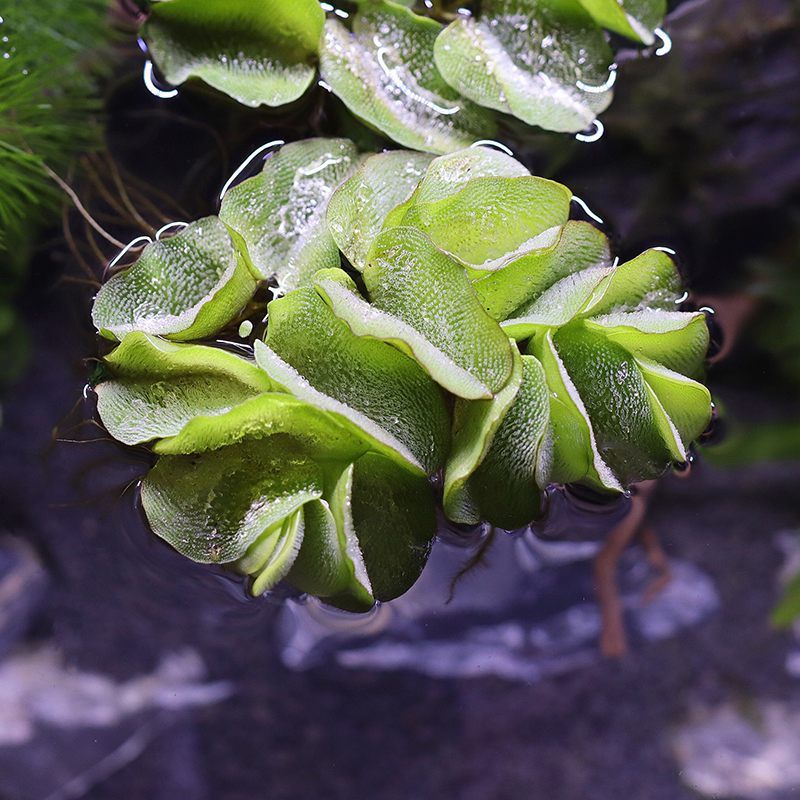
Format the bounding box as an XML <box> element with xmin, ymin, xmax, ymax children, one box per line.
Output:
<box><xmin>501</xmin><ymin>265</ymin><xmax>614</xmax><ymax>334</ymax></box>
<box><xmin>247</xmin><ymin>510</ymin><xmax>306</xmax><ymax>596</ymax></box>
<box><xmin>143</xmin><ymin>0</ymin><xmax>324</xmax><ymax>107</ymax></box>
<box><xmin>348</xmin><ymin>452</ymin><xmax>436</xmax><ymax>602</ymax></box>
<box><xmin>469</xmin><ymin>354</ymin><xmax>550</xmax><ymax>529</ymax></box>
<box><xmin>96</xmin><ymin>332</ymin><xmax>274</xmax><ymax>446</ymax></box>
<box><xmin>529</xmin><ymin>329</ymin><xmax>616</xmax><ymax>489</ymax></box>
<box><xmin>259</xmin><ymin>287</ymin><xmax>450</xmax><ymax>474</ymax></box>
<box><xmin>327</xmin><ymin>150</ymin><xmax>434</xmax><ymax>271</ymax></box>
<box><xmin>554</xmin><ymin>322</ymin><xmax>674</xmax><ymax>484</ymax></box>
<box><xmin>153</xmin><ymin>393</ymin><xmax>374</xmax><ymax>462</ymax></box>
<box><xmin>636</xmin><ymin>357</ymin><xmax>712</xmax><ymax>449</ymax></box>
<box><xmin>91</xmin><ymin>217</ymin><xmax>257</xmax><ymax>342</ymax></box>
<box><xmin>585</xmin><ymin>311</ymin><xmax>709</xmax><ymax>378</ymax></box>
<box><xmin>575</xmin><ymin>0</ymin><xmax>665</xmax><ymax>45</ymax></box>
<box><xmin>319</xmin><ymin>0</ymin><xmax>496</xmax><ymax>154</ymax></box>
<box><xmin>579</xmin><ymin>249</ymin><xmax>683</xmax><ymax>317</ymax></box>
<box><xmin>384</xmin><ymin>176</ymin><xmax>572</xmax><ymax>270</ymax></box>
<box><xmin>315</xmin><ymin>229</ymin><xmax>514</xmax><ymax>400</ymax></box>
<box><xmin>219</xmin><ymin>138</ymin><xmax>366</xmax><ymax>290</ymax></box>
<box><xmin>140</xmin><ymin>437</ymin><xmax>323</xmax><ymax>563</ymax></box>
<box><xmin>434</xmin><ymin>0</ymin><xmax>614</xmax><ymax>133</ymax></box>
<box><xmin>285</xmin><ymin>499</ymin><xmax>357</xmax><ymax>598</ymax></box>
<box><xmin>388</xmin><ymin>145</ymin><xmax>531</xmax><ymax>213</ymax></box>
<box><xmin>473</xmin><ymin>220</ymin><xmax>611</xmax><ymax>320</ymax></box>
<box><xmin>444</xmin><ymin>346</ymin><xmax>524</xmax><ymax>524</ymax></box>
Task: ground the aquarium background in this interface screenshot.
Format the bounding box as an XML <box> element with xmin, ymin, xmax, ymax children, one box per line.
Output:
<box><xmin>1</xmin><ymin>0</ymin><xmax>800</xmax><ymax>798</ymax></box>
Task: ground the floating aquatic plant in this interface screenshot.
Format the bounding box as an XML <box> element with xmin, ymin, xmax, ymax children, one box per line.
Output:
<box><xmin>91</xmin><ymin>138</ymin><xmax>711</xmax><ymax>609</ymax></box>
<box><xmin>137</xmin><ymin>0</ymin><xmax>666</xmax><ymax>149</ymax></box>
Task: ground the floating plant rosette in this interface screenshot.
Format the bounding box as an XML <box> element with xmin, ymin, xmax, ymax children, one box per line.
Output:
<box><xmin>91</xmin><ymin>139</ymin><xmax>711</xmax><ymax>610</ymax></box>
<box><xmin>137</xmin><ymin>0</ymin><xmax>669</xmax><ymax>148</ymax></box>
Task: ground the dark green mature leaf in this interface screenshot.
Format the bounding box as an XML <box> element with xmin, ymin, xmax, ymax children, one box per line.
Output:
<box><xmin>319</xmin><ymin>0</ymin><xmax>495</xmax><ymax>153</ymax></box>
<box><xmin>260</xmin><ymin>287</ymin><xmax>450</xmax><ymax>474</ymax></box>
<box><xmin>144</xmin><ymin>0</ymin><xmax>324</xmax><ymax>106</ymax></box>
<box><xmin>220</xmin><ymin>138</ymin><xmax>366</xmax><ymax>290</ymax></box>
<box><xmin>469</xmin><ymin>355</ymin><xmax>550</xmax><ymax>529</ymax></box>
<box><xmin>586</xmin><ymin>311</ymin><xmax>709</xmax><ymax>378</ymax></box>
<box><xmin>529</xmin><ymin>329</ymin><xmax>617</xmax><ymax>489</ymax></box>
<box><xmin>434</xmin><ymin>0</ymin><xmax>614</xmax><ymax>133</ymax></box>
<box><xmin>92</xmin><ymin>217</ymin><xmax>258</xmax><ymax>341</ymax></box>
<box><xmin>96</xmin><ymin>332</ymin><xmax>274</xmax><ymax>445</ymax></box>
<box><xmin>349</xmin><ymin>452</ymin><xmax>436</xmax><ymax>602</ymax></box>
<box><xmin>141</xmin><ymin>436</ymin><xmax>323</xmax><ymax>563</ymax></box>
<box><xmin>444</xmin><ymin>346</ymin><xmax>524</xmax><ymax>524</ymax></box>
<box><xmin>554</xmin><ymin>322</ymin><xmax>674</xmax><ymax>484</ymax></box>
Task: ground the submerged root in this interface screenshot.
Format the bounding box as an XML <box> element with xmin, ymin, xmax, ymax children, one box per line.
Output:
<box><xmin>593</xmin><ymin>480</ymin><xmax>667</xmax><ymax>658</ymax></box>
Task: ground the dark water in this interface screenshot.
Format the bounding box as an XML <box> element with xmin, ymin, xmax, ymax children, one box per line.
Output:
<box><xmin>2</xmin><ymin>1</ymin><xmax>800</xmax><ymax>798</ymax></box>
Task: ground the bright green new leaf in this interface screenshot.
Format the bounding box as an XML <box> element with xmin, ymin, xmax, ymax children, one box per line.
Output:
<box><xmin>434</xmin><ymin>0</ymin><xmax>615</xmax><ymax>133</ymax></box>
<box><xmin>143</xmin><ymin>0</ymin><xmax>324</xmax><ymax>107</ymax></box>
<box><xmin>385</xmin><ymin>176</ymin><xmax>572</xmax><ymax>270</ymax></box>
<box><xmin>501</xmin><ymin>265</ymin><xmax>614</xmax><ymax>335</ymax></box>
<box><xmin>319</xmin><ymin>0</ymin><xmax>496</xmax><ymax>154</ymax></box>
<box><xmin>586</xmin><ymin>311</ymin><xmax>709</xmax><ymax>378</ymax></box>
<box><xmin>327</xmin><ymin>150</ymin><xmax>434</xmax><ymax>271</ymax></box>
<box><xmin>246</xmin><ymin>510</ymin><xmax>306</xmax><ymax>596</ymax></box>
<box><xmin>95</xmin><ymin>332</ymin><xmax>274</xmax><ymax>445</ymax></box>
<box><xmin>381</xmin><ymin>145</ymin><xmax>532</xmax><ymax>229</ymax></box>
<box><xmin>259</xmin><ymin>287</ymin><xmax>450</xmax><ymax>474</ymax></box>
<box><xmin>579</xmin><ymin>249</ymin><xmax>683</xmax><ymax>317</ymax></box>
<box><xmin>92</xmin><ymin>217</ymin><xmax>257</xmax><ymax>342</ymax></box>
<box><xmin>575</xmin><ymin>0</ymin><xmax>665</xmax><ymax>44</ymax></box>
<box><xmin>444</xmin><ymin>346</ymin><xmax>524</xmax><ymax>524</ymax></box>
<box><xmin>220</xmin><ymin>138</ymin><xmax>365</xmax><ymax>289</ymax></box>
<box><xmin>140</xmin><ymin>437</ymin><xmax>323</xmax><ymax>563</ymax></box>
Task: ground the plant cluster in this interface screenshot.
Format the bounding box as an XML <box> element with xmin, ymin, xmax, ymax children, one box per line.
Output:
<box><xmin>91</xmin><ymin>139</ymin><xmax>711</xmax><ymax>609</ymax></box>
<box><xmin>138</xmin><ymin>0</ymin><xmax>665</xmax><ymax>150</ymax></box>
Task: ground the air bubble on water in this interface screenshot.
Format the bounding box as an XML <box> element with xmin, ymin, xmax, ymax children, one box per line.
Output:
<box><xmin>654</xmin><ymin>28</ymin><xmax>672</xmax><ymax>56</ymax></box>
<box><xmin>575</xmin><ymin>119</ymin><xmax>604</xmax><ymax>142</ymax></box>
<box><xmin>470</xmin><ymin>139</ymin><xmax>514</xmax><ymax>156</ymax></box>
<box><xmin>106</xmin><ymin>235</ymin><xmax>153</xmax><ymax>273</ymax></box>
<box><xmin>219</xmin><ymin>139</ymin><xmax>285</xmax><ymax>201</ymax></box>
<box><xmin>571</xmin><ymin>195</ymin><xmax>603</xmax><ymax>224</ymax></box>
<box><xmin>576</xmin><ymin>64</ymin><xmax>617</xmax><ymax>94</ymax></box>
<box><xmin>143</xmin><ymin>60</ymin><xmax>178</xmax><ymax>99</ymax></box>
<box><xmin>155</xmin><ymin>221</ymin><xmax>189</xmax><ymax>240</ymax></box>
